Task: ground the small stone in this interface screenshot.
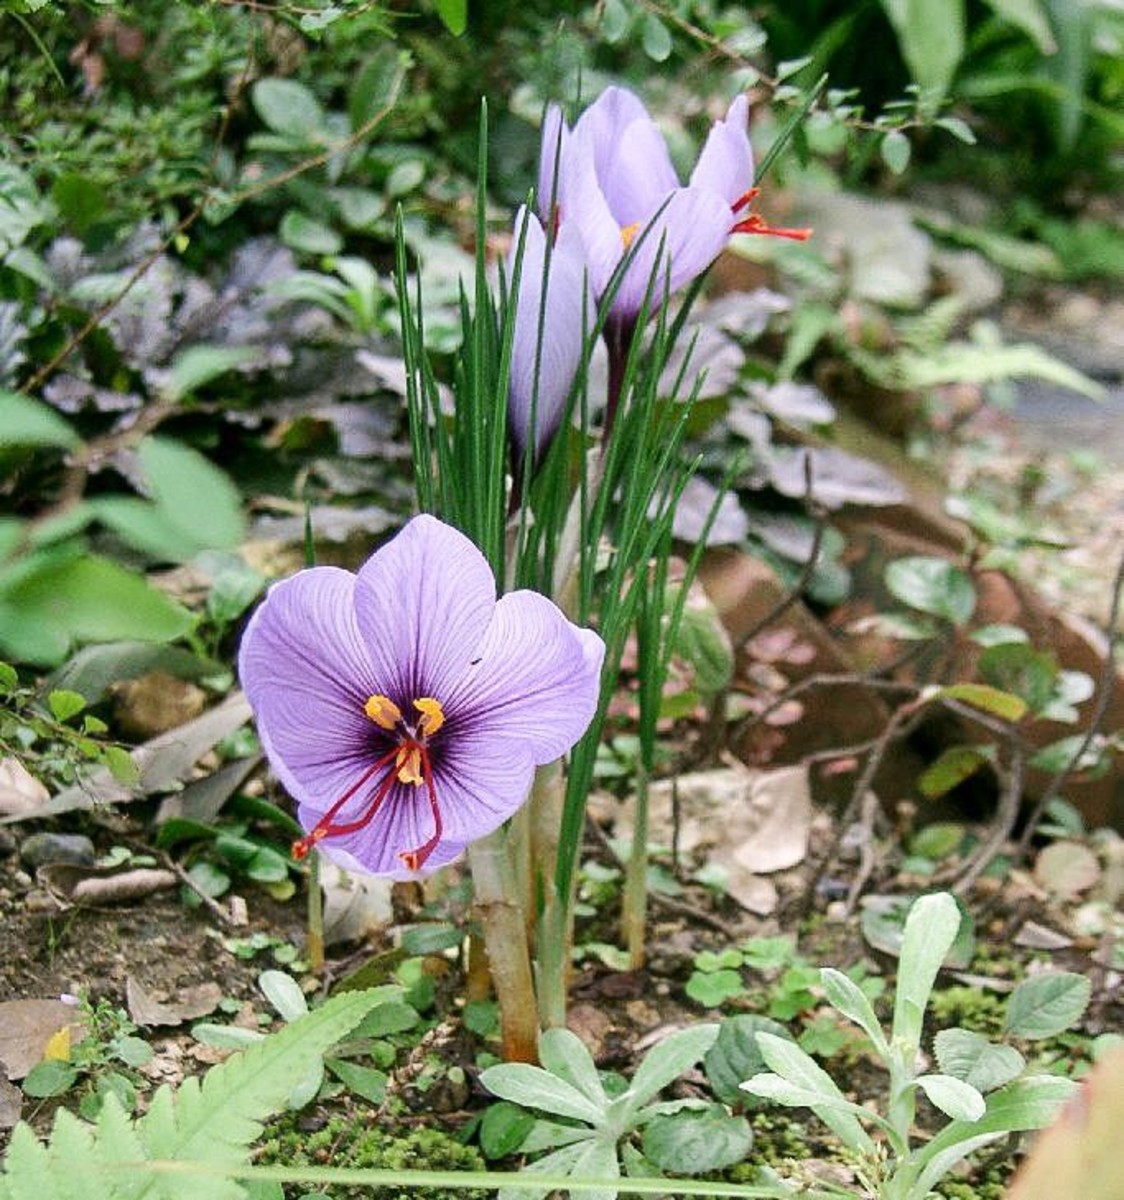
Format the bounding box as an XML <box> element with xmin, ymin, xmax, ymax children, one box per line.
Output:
<box><xmin>20</xmin><ymin>832</ymin><xmax>96</xmax><ymax>871</ymax></box>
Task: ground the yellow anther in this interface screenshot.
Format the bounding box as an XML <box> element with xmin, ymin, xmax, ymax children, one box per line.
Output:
<box><xmin>414</xmin><ymin>697</ymin><xmax>445</xmax><ymax>738</ymax></box>
<box><xmin>395</xmin><ymin>743</ymin><xmax>423</xmax><ymax>786</ymax></box>
<box><xmin>364</xmin><ymin>694</ymin><xmax>403</xmax><ymax>729</ymax></box>
<box><xmin>620</xmin><ymin>221</ymin><xmax>641</xmax><ymax>250</ymax></box>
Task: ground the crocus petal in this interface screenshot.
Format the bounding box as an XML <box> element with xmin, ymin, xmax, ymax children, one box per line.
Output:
<box><xmin>576</xmin><ymin>87</ymin><xmax>673</xmax><ymax>192</ymax></box>
<box><xmin>353</xmin><ymin>515</ymin><xmax>496</xmax><ymax>702</ymax></box>
<box><xmin>299</xmin><ymin>797</ymin><xmax>467</xmax><ymax>879</ymax></box>
<box><xmin>508</xmin><ymin>209</ymin><xmax>591</xmax><ymax>460</ymax></box>
<box><xmin>559</xmin><ymin>146</ymin><xmax>630</xmax><ymax>300</ymax></box>
<box><xmin>238</xmin><ymin>567</ymin><xmax>383</xmax><ymax>808</ymax></box>
<box><xmin>591</xmin><ymin>115</ymin><xmax>681</xmax><ymax>226</ymax></box>
<box><xmin>443</xmin><ymin>589</ymin><xmax>605</xmax><ymax>763</ymax></box>
<box><xmin>690</xmin><ymin>94</ymin><xmax>753</xmax><ymax>206</ymax></box>
<box><xmin>613</xmin><ymin>187</ymin><xmax>733</xmax><ymax>319</ymax></box>
<box><xmin>537</xmin><ymin>104</ymin><xmax>569</xmax><ymax>226</ymax></box>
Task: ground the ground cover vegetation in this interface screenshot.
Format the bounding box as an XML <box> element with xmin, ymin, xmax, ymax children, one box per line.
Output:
<box><xmin>1</xmin><ymin>0</ymin><xmax>1123</xmax><ymax>1197</ymax></box>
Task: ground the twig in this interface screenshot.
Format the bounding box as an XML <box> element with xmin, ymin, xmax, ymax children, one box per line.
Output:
<box><xmin>158</xmin><ymin>849</ymin><xmax>236</xmax><ymax>927</ymax></box>
<box><xmin>951</xmin><ymin>744</ymin><xmax>1025</xmax><ymax>895</ymax></box>
<box><xmin>1016</xmin><ymin>542</ymin><xmax>1124</xmax><ymax>857</ymax></box>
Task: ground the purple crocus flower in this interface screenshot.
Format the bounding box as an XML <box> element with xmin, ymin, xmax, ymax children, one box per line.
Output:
<box><xmin>539</xmin><ymin>87</ymin><xmax>811</xmax><ymax>324</ymax></box>
<box><xmin>238</xmin><ymin>515</ymin><xmax>605</xmax><ymax>878</ymax></box>
<box><xmin>506</xmin><ymin>206</ymin><xmax>592</xmax><ymax>464</ymax></box>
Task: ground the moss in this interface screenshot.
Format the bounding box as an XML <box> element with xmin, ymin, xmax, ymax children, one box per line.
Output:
<box><xmin>928</xmin><ymin>987</ymin><xmax>1006</xmax><ymax>1035</ymax></box>
<box><xmin>258</xmin><ymin>1113</ymin><xmax>487</xmax><ymax>1200</ymax></box>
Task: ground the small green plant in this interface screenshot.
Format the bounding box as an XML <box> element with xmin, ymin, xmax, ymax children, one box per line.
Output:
<box><xmin>20</xmin><ymin>993</ymin><xmax>153</xmax><ymax>1117</ymax></box>
<box><xmin>740</xmin><ymin>892</ymin><xmax>1088</xmax><ymax>1199</ymax></box>
<box><xmin>478</xmin><ymin>1024</ymin><xmax>757</xmax><ymax>1198</ymax></box>
<box><xmin>0</xmin><ymin>987</ymin><xmax>387</xmax><ymax>1200</ymax></box>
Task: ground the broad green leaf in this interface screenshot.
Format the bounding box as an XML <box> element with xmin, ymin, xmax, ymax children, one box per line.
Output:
<box><xmin>880</xmin><ymin>129</ymin><xmax>912</xmax><ymax>174</ymax></box>
<box><xmin>0</xmin><ymin>391</ymin><xmax>81</xmax><ymax>450</ymax></box>
<box><xmin>47</xmin><ymin>689</ymin><xmax>86</xmax><ymax>722</ymax></box>
<box><xmin>918</xmin><ymin>745</ymin><xmax>991</xmax><ymax>799</ymax></box>
<box><xmin>323</xmin><ymin>1058</ymin><xmax>386</xmax><ymax>1105</ymax></box>
<box><xmin>880</xmin><ymin>0</ymin><xmax>965</xmax><ymax>108</ymax></box>
<box><xmin>914</xmin><ymin>1073</ymin><xmax>986</xmax><ymax>1121</ymax></box>
<box><xmin>279</xmin><ymin>210</ymin><xmax>342</xmax><ymax>257</ymax></box>
<box><xmin>642</xmin><ymin>1105</ymin><xmax>752</xmax><ymax>1173</ymax></box>
<box><xmin>934</xmin><ymin>683</ymin><xmax>1029</xmax><ymax>723</ymax></box>
<box><xmin>0</xmin><ymin>555</ymin><xmax>193</xmax><ymax>666</ymax></box>
<box><xmin>934</xmin><ymin>1028</ymin><xmax>1025</xmax><ymax>1092</ymax></box>
<box><xmin>891</xmin><ymin>892</ymin><xmax>962</xmax><ymax>1052</ymax></box>
<box><xmin>641</xmin><ymin>12</ymin><xmax>672</xmax><ymax>60</ymax></box>
<box><xmin>617</xmin><ymin>1023</ymin><xmax>719</xmax><ymax>1117</ymax></box>
<box><xmin>1004</xmin><ymin>972</ymin><xmax>1091</xmax><ymax>1040</ymax></box>
<box><xmin>886</xmin><ymin>556</ymin><xmax>976</xmax><ymax>625</ymax></box>
<box><xmin>909</xmin><ymin>822</ymin><xmax>966</xmax><ymax>860</ymax></box>
<box><xmin>479</xmin><ymin>1062</ymin><xmax>603</xmax><ymax>1125</ymax></box>
<box><xmin>252</xmin><ymin>77</ymin><xmax>325</xmax><ymax>140</ymax></box>
<box><xmin>703</xmin><ymin>1014</ymin><xmax>794</xmax><ymax>1106</ymax></box>
<box><xmin>433</xmin><ymin>0</ymin><xmax>466</xmax><ymax>35</ymax></box>
<box><xmin>685</xmin><ymin>969</ymin><xmax>745</xmax><ymax>1007</ymax></box>
<box><xmin>258</xmin><ymin>971</ymin><xmax>307</xmax><ymax>1023</ymax></box>
<box><xmin>980</xmin><ymin>0</ymin><xmax>1055</xmax><ymax>52</ymax></box>
<box><xmin>820</xmin><ymin>969</ymin><xmax>888</xmax><ymax>1057</ymax></box>
<box><xmin>478</xmin><ymin>1101</ymin><xmax>535</xmax><ymax>1159</ymax></box>
<box><xmin>138</xmin><ymin>437</ymin><xmax>245</xmax><ymax>554</ymax></box>
<box><xmin>164</xmin><ymin>346</ymin><xmax>257</xmax><ymax>403</ymax></box>
<box><xmin>749</xmin><ymin>1032</ymin><xmax>874</xmax><ymax>1153</ymax></box>
<box><xmin>978</xmin><ymin>643</ymin><xmax>1058</xmax><ymax>714</ymax></box>
<box><xmin>601</xmin><ymin>0</ymin><xmax>630</xmax><ymax>41</ymax></box>
<box><xmin>538</xmin><ymin>1027</ymin><xmax>607</xmax><ymax>1108</ymax></box>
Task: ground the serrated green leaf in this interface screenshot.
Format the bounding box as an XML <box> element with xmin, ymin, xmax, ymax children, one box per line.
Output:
<box><xmin>1005</xmin><ymin>972</ymin><xmax>1091</xmax><ymax>1040</ymax></box>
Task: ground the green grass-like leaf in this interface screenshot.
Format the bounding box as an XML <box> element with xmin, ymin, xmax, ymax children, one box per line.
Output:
<box><xmin>0</xmin><ymin>989</ymin><xmax>384</xmax><ymax>1200</ymax></box>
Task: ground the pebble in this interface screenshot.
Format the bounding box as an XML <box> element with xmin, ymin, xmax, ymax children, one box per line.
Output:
<box><xmin>20</xmin><ymin>831</ymin><xmax>96</xmax><ymax>871</ymax></box>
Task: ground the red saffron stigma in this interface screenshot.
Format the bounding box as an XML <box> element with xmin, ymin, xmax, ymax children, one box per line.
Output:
<box><xmin>291</xmin><ymin>744</ymin><xmax>402</xmax><ymax>860</ymax></box>
<box><xmin>730</xmin><ymin>186</ymin><xmax>813</xmax><ymax>242</ymax></box>
<box><xmin>398</xmin><ymin>751</ymin><xmax>443</xmax><ymax>872</ymax></box>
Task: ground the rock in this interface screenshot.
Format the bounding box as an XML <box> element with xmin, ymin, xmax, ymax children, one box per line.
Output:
<box><xmin>932</xmin><ymin>247</ymin><xmax>1004</xmax><ymax>314</ymax></box>
<box><xmin>19</xmin><ymin>832</ymin><xmax>96</xmax><ymax>871</ymax></box>
<box><xmin>110</xmin><ymin>671</ymin><xmax>208</xmax><ymax>739</ymax></box>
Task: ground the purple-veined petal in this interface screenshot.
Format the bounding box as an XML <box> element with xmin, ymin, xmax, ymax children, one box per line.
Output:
<box><xmin>575</xmin><ymin>87</ymin><xmax>665</xmax><ymax>185</ymax></box>
<box><xmin>537</xmin><ymin>104</ymin><xmax>569</xmax><ymax>226</ymax></box>
<box><xmin>431</xmin><ymin>730</ymin><xmax>537</xmax><ymax>842</ymax></box>
<box><xmin>559</xmin><ymin>146</ymin><xmax>628</xmax><ymax>300</ymax></box>
<box><xmin>238</xmin><ymin>566</ymin><xmax>386</xmax><ymax>808</ymax></box>
<box><xmin>612</xmin><ymin>186</ymin><xmax>733</xmax><ymax>319</ymax></box>
<box><xmin>298</xmin><ymin>795</ymin><xmax>467</xmax><ymax>879</ymax></box>
<box><xmin>508</xmin><ymin>208</ymin><xmax>592</xmax><ymax>460</ymax></box>
<box><xmin>690</xmin><ymin>94</ymin><xmax>753</xmax><ymax>205</ymax></box>
<box><xmin>353</xmin><ymin>515</ymin><xmax>496</xmax><ymax>702</ymax></box>
<box><xmin>593</xmin><ymin>115</ymin><xmax>681</xmax><ymax>226</ymax></box>
<box><xmin>442</xmin><ymin>589</ymin><xmax>605</xmax><ymax>763</ymax></box>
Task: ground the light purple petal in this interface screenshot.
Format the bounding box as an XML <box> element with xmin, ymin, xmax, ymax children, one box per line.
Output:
<box><xmin>593</xmin><ymin>115</ymin><xmax>680</xmax><ymax>226</ymax></box>
<box><xmin>353</xmin><ymin>514</ymin><xmax>496</xmax><ymax>702</ymax></box>
<box><xmin>508</xmin><ymin>208</ymin><xmax>592</xmax><ymax>460</ymax></box>
<box><xmin>559</xmin><ymin>147</ymin><xmax>627</xmax><ymax>299</ymax></box>
<box><xmin>238</xmin><ymin>567</ymin><xmax>384</xmax><ymax>808</ymax></box>
<box><xmin>576</xmin><ymin>86</ymin><xmax>664</xmax><ymax>185</ymax></box>
<box><xmin>537</xmin><ymin>104</ymin><xmax>569</xmax><ymax>226</ymax></box>
<box><xmin>443</xmin><ymin>589</ymin><xmax>605</xmax><ymax>762</ymax></box>
<box><xmin>614</xmin><ymin>186</ymin><xmax>733</xmax><ymax>318</ymax></box>
<box><xmin>432</xmin><ymin>734</ymin><xmax>537</xmax><ymax>843</ymax></box>
<box><xmin>690</xmin><ymin>94</ymin><xmax>754</xmax><ymax>205</ymax></box>
<box><xmin>298</xmin><ymin>796</ymin><xmax>467</xmax><ymax>879</ymax></box>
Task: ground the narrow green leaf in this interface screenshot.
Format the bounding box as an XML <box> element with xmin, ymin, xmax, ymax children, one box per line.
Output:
<box><xmin>891</xmin><ymin>892</ymin><xmax>963</xmax><ymax>1052</ymax></box>
<box><xmin>433</xmin><ymin>0</ymin><xmax>467</xmax><ymax>35</ymax></box>
<box><xmin>919</xmin><ymin>745</ymin><xmax>990</xmax><ymax>799</ymax></box>
<box><xmin>935</xmin><ymin>683</ymin><xmax>1029</xmax><ymax>723</ymax></box>
<box><xmin>820</xmin><ymin>969</ymin><xmax>889</xmax><ymax>1057</ymax></box>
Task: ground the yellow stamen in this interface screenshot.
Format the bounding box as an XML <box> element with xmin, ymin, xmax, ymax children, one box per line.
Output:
<box><xmin>414</xmin><ymin>697</ymin><xmax>445</xmax><ymax>737</ymax></box>
<box><xmin>620</xmin><ymin>221</ymin><xmax>640</xmax><ymax>250</ymax></box>
<box><xmin>365</xmin><ymin>694</ymin><xmax>402</xmax><ymax>729</ymax></box>
<box><xmin>395</xmin><ymin>743</ymin><xmax>424</xmax><ymax>785</ymax></box>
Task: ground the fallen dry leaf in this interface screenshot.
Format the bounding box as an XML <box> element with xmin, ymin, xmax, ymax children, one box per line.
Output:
<box><xmin>0</xmin><ymin>758</ymin><xmax>49</xmax><ymax>818</ymax></box>
<box><xmin>126</xmin><ymin>977</ymin><xmax>225</xmax><ymax>1028</ymax></box>
<box><xmin>0</xmin><ymin>999</ymin><xmax>86</xmax><ymax>1080</ymax></box>
<box><xmin>40</xmin><ymin>864</ymin><xmax>178</xmax><ymax>907</ymax></box>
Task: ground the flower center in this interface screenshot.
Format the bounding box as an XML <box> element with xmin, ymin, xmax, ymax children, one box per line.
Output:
<box><xmin>291</xmin><ymin>694</ymin><xmax>447</xmax><ymax>871</ymax></box>
<box><xmin>620</xmin><ymin>220</ymin><xmax>641</xmax><ymax>249</ymax></box>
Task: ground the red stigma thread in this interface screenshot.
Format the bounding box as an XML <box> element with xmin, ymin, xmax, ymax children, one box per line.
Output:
<box><xmin>730</xmin><ymin>187</ymin><xmax>812</xmax><ymax>242</ymax></box>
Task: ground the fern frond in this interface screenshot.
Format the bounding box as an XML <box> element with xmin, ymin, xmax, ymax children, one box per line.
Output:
<box><xmin>0</xmin><ymin>988</ymin><xmax>385</xmax><ymax>1200</ymax></box>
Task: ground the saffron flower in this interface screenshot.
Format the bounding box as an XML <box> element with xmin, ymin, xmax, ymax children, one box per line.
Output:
<box><xmin>539</xmin><ymin>87</ymin><xmax>810</xmax><ymax>325</ymax></box>
<box><xmin>506</xmin><ymin>205</ymin><xmax>592</xmax><ymax>464</ymax></box>
<box><xmin>238</xmin><ymin>515</ymin><xmax>605</xmax><ymax>878</ymax></box>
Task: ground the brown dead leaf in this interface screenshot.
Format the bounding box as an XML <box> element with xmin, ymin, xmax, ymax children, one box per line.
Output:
<box><xmin>0</xmin><ymin>1076</ymin><xmax>22</xmax><ymax>1129</ymax></box>
<box><xmin>40</xmin><ymin>863</ymin><xmax>178</xmax><ymax>907</ymax></box>
<box><xmin>1033</xmin><ymin>841</ymin><xmax>1101</xmax><ymax>898</ymax></box>
<box><xmin>126</xmin><ymin>977</ymin><xmax>224</xmax><ymax>1028</ymax></box>
<box><xmin>0</xmin><ymin>758</ymin><xmax>49</xmax><ymax>817</ymax></box>
<box><xmin>0</xmin><ymin>999</ymin><xmax>86</xmax><ymax>1080</ymax></box>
